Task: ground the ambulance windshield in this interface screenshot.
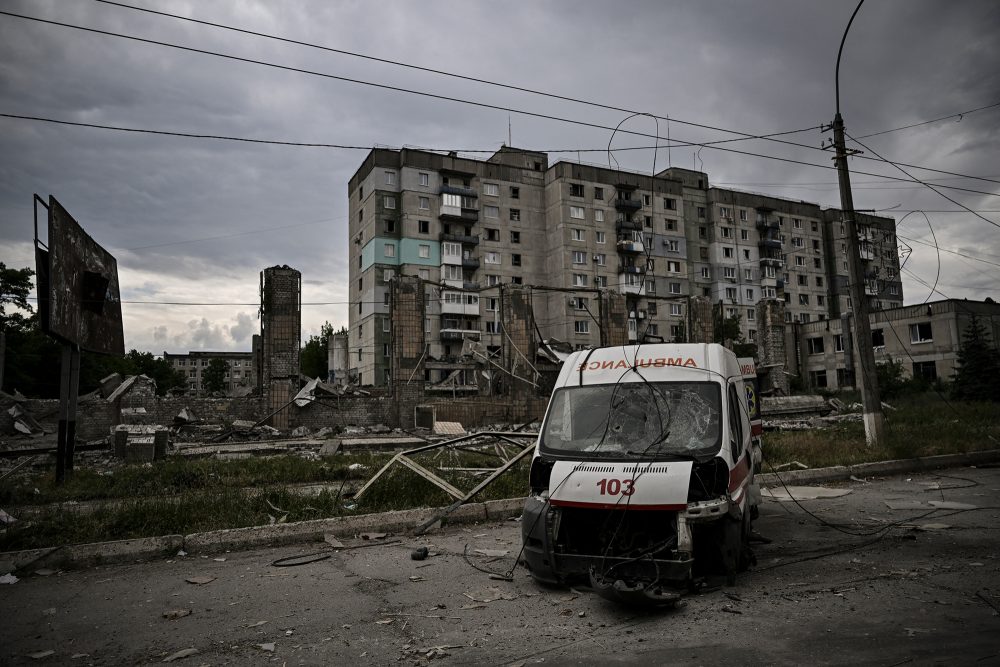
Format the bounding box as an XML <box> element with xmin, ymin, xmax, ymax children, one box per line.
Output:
<box><xmin>540</xmin><ymin>381</ymin><xmax>722</xmax><ymax>460</ymax></box>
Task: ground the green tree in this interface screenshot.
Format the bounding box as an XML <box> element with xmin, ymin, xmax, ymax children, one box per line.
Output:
<box><xmin>201</xmin><ymin>358</ymin><xmax>230</xmax><ymax>394</ymax></box>
<box><xmin>0</xmin><ymin>263</ymin><xmax>35</xmax><ymax>333</ymax></box>
<box><xmin>952</xmin><ymin>314</ymin><xmax>1000</xmax><ymax>402</ymax></box>
<box><xmin>300</xmin><ymin>321</ymin><xmax>334</xmax><ymax>380</ymax></box>
<box><xmin>712</xmin><ymin>303</ymin><xmax>757</xmax><ymax>359</ymax></box>
<box><xmin>875</xmin><ymin>356</ymin><xmax>907</xmax><ymax>400</ymax></box>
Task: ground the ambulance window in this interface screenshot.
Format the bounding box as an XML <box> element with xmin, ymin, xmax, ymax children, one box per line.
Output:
<box><xmin>728</xmin><ymin>384</ymin><xmax>744</xmax><ymax>459</ymax></box>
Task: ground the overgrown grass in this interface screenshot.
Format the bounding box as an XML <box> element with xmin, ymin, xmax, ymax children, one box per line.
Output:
<box><xmin>764</xmin><ymin>395</ymin><xmax>999</xmax><ymax>469</ymax></box>
<box><xmin>0</xmin><ymin>448</ymin><xmax>530</xmax><ymax>550</ymax></box>
<box><xmin>2</xmin><ymin>394</ymin><xmax>994</xmax><ymax>550</ymax></box>
<box><xmin>0</xmin><ymin>453</ymin><xmax>392</xmax><ymax>506</ymax></box>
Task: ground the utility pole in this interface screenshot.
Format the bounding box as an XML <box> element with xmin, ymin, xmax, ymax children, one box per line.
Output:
<box><xmin>827</xmin><ymin>0</ymin><xmax>885</xmax><ymax>446</ymax></box>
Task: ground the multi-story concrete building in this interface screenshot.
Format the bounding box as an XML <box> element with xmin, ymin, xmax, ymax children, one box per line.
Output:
<box><xmin>163</xmin><ymin>350</ymin><xmax>255</xmax><ymax>394</ymax></box>
<box><xmin>791</xmin><ymin>299</ymin><xmax>1000</xmax><ymax>390</ymax></box>
<box><xmin>347</xmin><ymin>147</ymin><xmax>904</xmax><ymax>387</ymax></box>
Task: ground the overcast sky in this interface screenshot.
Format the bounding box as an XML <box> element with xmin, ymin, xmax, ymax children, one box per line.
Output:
<box><xmin>2</xmin><ymin>0</ymin><xmax>998</xmax><ymax>354</ymax></box>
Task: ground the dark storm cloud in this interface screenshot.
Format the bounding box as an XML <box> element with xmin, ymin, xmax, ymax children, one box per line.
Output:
<box><xmin>1</xmin><ymin>0</ymin><xmax>997</xmax><ymax>352</ymax></box>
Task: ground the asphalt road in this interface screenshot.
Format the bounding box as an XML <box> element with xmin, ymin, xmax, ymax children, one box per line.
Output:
<box><xmin>3</xmin><ymin>466</ymin><xmax>1000</xmax><ymax>665</ymax></box>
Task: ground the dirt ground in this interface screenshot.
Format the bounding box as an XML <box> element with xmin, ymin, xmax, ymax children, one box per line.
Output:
<box><xmin>2</xmin><ymin>465</ymin><xmax>999</xmax><ymax>665</ymax></box>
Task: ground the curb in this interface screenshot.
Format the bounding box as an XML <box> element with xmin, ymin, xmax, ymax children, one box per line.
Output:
<box><xmin>3</xmin><ymin>449</ymin><xmax>998</xmax><ymax>573</ymax></box>
<box><xmin>757</xmin><ymin>448</ymin><xmax>1000</xmax><ymax>486</ymax></box>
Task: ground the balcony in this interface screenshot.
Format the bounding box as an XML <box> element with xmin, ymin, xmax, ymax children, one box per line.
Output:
<box><xmin>440</xmin><ymin>292</ymin><xmax>480</xmax><ymax>316</ymax></box>
<box><xmin>439</xmin><ymin>185</ymin><xmax>478</xmax><ymax>198</ymax></box>
<box><xmin>865</xmin><ymin>280</ymin><xmax>879</xmax><ymax>296</ymax></box>
<box><xmin>619</xmin><ymin>278</ymin><xmax>645</xmax><ymax>295</ymax></box>
<box><xmin>859</xmin><ymin>242</ymin><xmax>875</xmax><ymax>261</ymax></box>
<box><xmin>617</xmin><ymin>240</ymin><xmax>645</xmax><ymax>254</ymax></box>
<box><xmin>614</xmin><ymin>197</ymin><xmax>642</xmax><ymax>212</ymax></box>
<box><xmin>758</xmin><ymin>237</ymin><xmax>782</xmax><ymax>250</ymax></box>
<box><xmin>439</xmin><ymin>208</ymin><xmax>479</xmax><ymax>223</ymax></box>
<box><xmin>759</xmin><ymin>256</ymin><xmax>783</xmax><ymax>268</ymax></box>
<box><xmin>618</xmin><ymin>265</ymin><xmax>643</xmax><ymax>275</ymax></box>
<box><xmin>756</xmin><ymin>220</ymin><xmax>780</xmax><ymax>233</ymax></box>
<box><xmin>439</xmin><ymin>329</ymin><xmax>480</xmax><ymax>342</ymax></box>
<box><xmin>462</xmin><ymin>257</ymin><xmax>480</xmax><ymax>270</ymax></box>
<box><xmin>440</xmin><ymin>232</ymin><xmax>480</xmax><ymax>245</ymax></box>
<box><xmin>616</xmin><ymin>219</ymin><xmax>642</xmax><ymax>232</ymax></box>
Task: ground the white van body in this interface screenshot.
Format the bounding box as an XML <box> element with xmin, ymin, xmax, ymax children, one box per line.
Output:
<box><xmin>521</xmin><ymin>343</ymin><xmax>760</xmax><ymax>604</ymax></box>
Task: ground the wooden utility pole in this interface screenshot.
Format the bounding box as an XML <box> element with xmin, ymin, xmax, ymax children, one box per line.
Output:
<box><xmin>828</xmin><ymin>0</ymin><xmax>885</xmax><ymax>446</ymax></box>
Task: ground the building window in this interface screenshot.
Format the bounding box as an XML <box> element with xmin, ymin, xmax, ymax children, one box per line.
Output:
<box><xmin>483</xmin><ymin>182</ymin><xmax>499</xmax><ymax>196</ymax></box>
<box><xmin>510</xmin><ymin>186</ymin><xmax>519</xmax><ymax>199</ymax></box>
<box><xmin>746</xmin><ymin>288</ymin><xmax>755</xmax><ymax>300</ymax></box>
<box><xmin>719</xmin><ymin>206</ymin><xmax>731</xmax><ymax>219</ymax></box>
<box><xmin>511</xmin><ymin>253</ymin><xmax>522</xmax><ymax>266</ymax></box>
<box><xmin>384</xmin><ymin>243</ymin><xmax>395</xmax><ymax>257</ymax></box>
<box><xmin>595</xmin><ymin>209</ymin><xmax>604</xmax><ymax>223</ymax></box>
<box><xmin>670</xmin><ymin>303</ymin><xmax>682</xmax><ymax>316</ymax></box>
<box><xmin>913</xmin><ymin>361</ymin><xmax>937</xmax><ymax>381</ymax></box>
<box><xmin>511</xmin><ymin>231</ymin><xmax>521</xmax><ymax>243</ymax></box>
<box><xmin>807</xmin><ymin>337</ymin><xmax>825</xmax><ymax>354</ymax></box>
<box><xmin>817</xmin><ymin>295</ymin><xmax>825</xmax><ymax>306</ymax></box>
<box><xmin>793</xmin><ymin>218</ymin><xmax>801</xmax><ymax>229</ymax></box>
<box><xmin>485</xmin><ymin>251</ymin><xmax>500</xmax><ymax>264</ymax></box>
<box><xmin>596</xmin><ymin>231</ymin><xmax>606</xmax><ymax>244</ymax></box>
<box><xmin>814</xmin><ymin>257</ymin><xmax>822</xmax><ymax>269</ymax></box>
<box><xmin>724</xmin><ymin>267</ymin><xmax>736</xmax><ymax>279</ymax></box>
<box><xmin>810</xmin><ymin>369</ymin><xmax>828</xmax><ymax>388</ymax></box>
<box><xmin>872</xmin><ymin>329</ymin><xmax>885</xmax><ymax>347</ymax></box>
<box><xmin>748</xmin><ymin>329</ymin><xmax>756</xmax><ymax>342</ymax></box>
<box><xmin>669</xmin><ymin>282</ymin><xmax>681</xmax><ymax>294</ymax></box>
<box><xmin>510</xmin><ymin>209</ymin><xmax>521</xmax><ymax>222</ymax></box>
<box><xmin>744</xmin><ymin>268</ymin><xmax>753</xmax><ymax>281</ymax></box>
<box><xmin>572</xmin><ymin>251</ymin><xmax>587</xmax><ymax>265</ymax></box>
<box><xmin>643</xmin><ymin>194</ymin><xmax>651</xmax><ymax>206</ymax></box>
<box><xmin>666</xmin><ymin>219</ymin><xmax>677</xmax><ymax>231</ymax></box>
<box><xmin>743</xmin><ymin>249</ymin><xmax>751</xmax><ymax>261</ymax></box>
<box><xmin>667</xmin><ymin>260</ymin><xmax>680</xmax><ymax>272</ymax></box>
<box><xmin>573</xmin><ymin>274</ymin><xmax>587</xmax><ymax>287</ymax></box>
<box><xmin>594</xmin><ymin>187</ymin><xmax>604</xmax><ymax>200</ymax></box>
<box><xmin>485</xmin><ymin>321</ymin><xmax>499</xmax><ymax>334</ymax></box>
<box><xmin>595</xmin><ymin>253</ymin><xmax>606</xmax><ymax>266</ymax></box>
<box><xmin>418</xmin><ymin>268</ymin><xmax>430</xmax><ymax>280</ymax></box>
<box><xmin>664</xmin><ymin>197</ymin><xmax>677</xmax><ymax>210</ymax></box>
<box><xmin>384</xmin><ymin>170</ymin><xmax>396</xmax><ymax>185</ymax></box>
<box><xmin>570</xmin><ymin>206</ymin><xmax>585</xmax><ymax>220</ymax></box>
<box><xmin>574</xmin><ymin>320</ymin><xmax>590</xmax><ymax>334</ymax></box>
<box><xmin>383</xmin><ymin>219</ymin><xmax>396</xmax><ymax>234</ymax></box>
<box><xmin>382</xmin><ymin>317</ymin><xmax>391</xmax><ymax>333</ymax></box>
<box><xmin>595</xmin><ymin>275</ymin><xmax>608</xmax><ymax>288</ymax></box>
<box><xmin>726</xmin><ymin>287</ymin><xmax>737</xmax><ymax>300</ymax></box>
<box><xmin>909</xmin><ymin>322</ymin><xmax>933</xmax><ymax>343</ymax></box>
<box><xmin>797</xmin><ymin>274</ymin><xmax>807</xmax><ymax>286</ymax></box>
<box><xmin>665</xmin><ymin>240</ymin><xmax>679</xmax><ymax>253</ymax></box>
<box><xmin>741</xmin><ymin>229</ymin><xmax>749</xmax><ymax>241</ymax></box>
<box><xmin>485</xmin><ymin>228</ymin><xmax>499</xmax><ymax>241</ymax></box>
<box><xmin>572</xmin><ymin>228</ymin><xmax>585</xmax><ymax>241</ymax></box>
<box><xmin>747</xmin><ymin>308</ymin><xmax>756</xmax><ymax>322</ymax></box>
<box><xmin>722</xmin><ymin>247</ymin><xmax>733</xmax><ymax>259</ymax></box>
<box><xmin>486</xmin><ymin>298</ymin><xmax>498</xmax><ymax>312</ymax></box>
<box><xmin>739</xmin><ymin>209</ymin><xmax>748</xmax><ymax>222</ymax></box>
<box><xmin>697</xmin><ymin>207</ymin><xmax>706</xmax><ymax>219</ymax></box>
<box><xmin>483</xmin><ymin>205</ymin><xmax>499</xmax><ymax>218</ymax></box>
<box><xmin>721</xmin><ymin>227</ymin><xmax>733</xmax><ymax>239</ymax></box>
<box><xmin>382</xmin><ymin>195</ymin><xmax>396</xmax><ymax>210</ymax></box>
<box><xmin>800</xmin><ymin>313</ymin><xmax>810</xmax><ymax>323</ymax></box>
<box><xmin>419</xmin><ymin>172</ymin><xmax>429</xmax><ymax>186</ymax></box>
<box><xmin>570</xmin><ymin>183</ymin><xmax>584</xmax><ymax>197</ymax></box>
<box><xmin>418</xmin><ymin>196</ymin><xmax>429</xmax><ymax>210</ymax></box>
<box><xmin>383</xmin><ymin>269</ymin><xmax>394</xmax><ymax>283</ymax></box>
<box><xmin>795</xmin><ymin>256</ymin><xmax>804</xmax><ymax>267</ymax></box>
<box><xmin>415</xmin><ymin>219</ymin><xmax>429</xmax><ymax>235</ymax></box>
<box><xmin>763</xmin><ymin>287</ymin><xmax>775</xmax><ymax>298</ymax></box>
<box><xmin>418</xmin><ymin>244</ymin><xmax>430</xmax><ymax>259</ymax></box>
<box><xmin>799</xmin><ymin>294</ymin><xmax>809</xmax><ymax>305</ymax></box>
<box><xmin>834</xmin><ymin>334</ymin><xmax>844</xmax><ymax>352</ymax></box>
<box><xmin>701</xmin><ymin>267</ymin><xmax>711</xmax><ymax>279</ymax></box>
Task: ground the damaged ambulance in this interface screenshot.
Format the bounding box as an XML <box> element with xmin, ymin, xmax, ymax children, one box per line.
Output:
<box><xmin>521</xmin><ymin>343</ymin><xmax>762</xmax><ymax>604</ymax></box>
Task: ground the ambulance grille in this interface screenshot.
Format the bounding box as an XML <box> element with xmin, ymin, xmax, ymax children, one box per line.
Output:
<box><xmin>621</xmin><ymin>465</ymin><xmax>671</xmax><ymax>475</ymax></box>
<box><xmin>572</xmin><ymin>464</ymin><xmax>616</xmax><ymax>473</ymax></box>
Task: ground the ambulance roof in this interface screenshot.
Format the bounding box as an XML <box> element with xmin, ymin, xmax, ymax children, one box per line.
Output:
<box><xmin>556</xmin><ymin>343</ymin><xmax>741</xmax><ymax>388</ymax></box>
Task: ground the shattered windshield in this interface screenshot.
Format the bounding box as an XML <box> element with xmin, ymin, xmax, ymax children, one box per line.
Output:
<box><xmin>540</xmin><ymin>381</ymin><xmax>722</xmax><ymax>460</ymax></box>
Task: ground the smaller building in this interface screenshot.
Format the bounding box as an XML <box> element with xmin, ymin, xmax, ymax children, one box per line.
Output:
<box><xmin>163</xmin><ymin>350</ymin><xmax>256</xmax><ymax>394</ymax></box>
<box><xmin>792</xmin><ymin>299</ymin><xmax>1000</xmax><ymax>391</ymax></box>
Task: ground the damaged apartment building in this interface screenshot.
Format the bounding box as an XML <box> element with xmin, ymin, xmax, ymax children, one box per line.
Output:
<box><xmin>346</xmin><ymin>146</ymin><xmax>904</xmax><ymax>388</ymax></box>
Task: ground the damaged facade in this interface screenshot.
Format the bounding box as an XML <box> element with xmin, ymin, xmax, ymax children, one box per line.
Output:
<box><xmin>347</xmin><ymin>147</ymin><xmax>904</xmax><ymax>387</ymax></box>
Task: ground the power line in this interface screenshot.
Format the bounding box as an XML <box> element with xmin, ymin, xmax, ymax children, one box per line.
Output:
<box><xmin>853</xmin><ymin>101</ymin><xmax>1000</xmax><ymax>140</ymax></box>
<box><xmin>897</xmin><ymin>234</ymin><xmax>1000</xmax><ymax>269</ymax></box>
<box><xmin>845</xmin><ymin>131</ymin><xmax>1000</xmax><ymax>232</ymax></box>
<box><xmin>91</xmin><ymin>0</ymin><xmax>1000</xmax><ymax>189</ymax></box>
<box><xmin>4</xmin><ymin>10</ymin><xmax>999</xmax><ymax>200</ymax></box>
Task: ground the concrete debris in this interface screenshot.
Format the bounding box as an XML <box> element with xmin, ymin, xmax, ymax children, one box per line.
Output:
<box><xmin>433</xmin><ymin>421</ymin><xmax>465</xmax><ymax>436</ymax></box>
<box><xmin>318</xmin><ymin>440</ymin><xmax>341</xmax><ymax>456</ymax></box>
<box><xmin>291</xmin><ymin>426</ymin><xmax>311</xmax><ymax>437</ymax></box>
<box><xmin>184</xmin><ymin>576</ymin><xmax>215</xmax><ymax>585</ymax></box>
<box><xmin>106</xmin><ymin>374</ymin><xmax>157</xmax><ymax>403</ymax></box>
<box><xmin>315</xmin><ymin>427</ymin><xmax>334</xmax><ymax>438</ymax></box>
<box><xmin>360</xmin><ymin>532</ymin><xmax>387</xmax><ymax>540</ymax></box>
<box><xmin>174</xmin><ymin>408</ymin><xmax>200</xmax><ymax>425</ymax></box>
<box><xmin>99</xmin><ymin>373</ymin><xmax>124</xmax><ymax>398</ymax></box>
<box><xmin>324</xmin><ymin>535</ymin><xmax>345</xmax><ymax>549</ymax></box>
<box><xmin>162</xmin><ymin>647</ymin><xmax>198</xmax><ymax>662</ymax></box>
<box><xmin>255</xmin><ymin>643</ymin><xmax>275</xmax><ymax>652</ymax></box>
<box><xmin>246</xmin><ymin>621</ymin><xmax>267</xmax><ymax>628</ymax></box>
<box><xmin>1</xmin><ymin>573</ymin><xmax>19</xmax><ymax>584</ymax></box>
<box><xmin>27</xmin><ymin>650</ymin><xmax>55</xmax><ymax>660</ymax></box>
<box><xmin>762</xmin><ymin>486</ymin><xmax>852</xmax><ymax>501</ymax></box>
<box><xmin>163</xmin><ymin>609</ymin><xmax>192</xmax><ymax>620</ymax></box>
<box><xmin>761</xmin><ymin>395</ymin><xmax>831</xmax><ymax>419</ymax></box>
<box><xmin>0</xmin><ymin>508</ymin><xmax>17</xmax><ymax>525</ymax></box>
<box><xmin>8</xmin><ymin>403</ymin><xmax>44</xmax><ymax>435</ymax></box>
